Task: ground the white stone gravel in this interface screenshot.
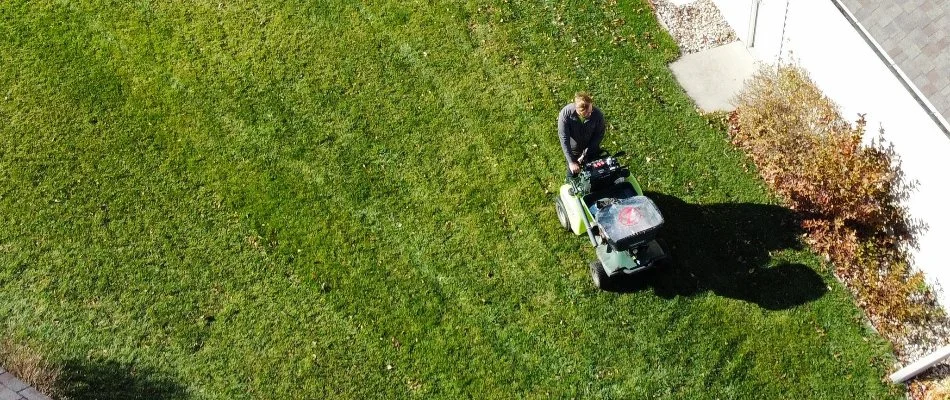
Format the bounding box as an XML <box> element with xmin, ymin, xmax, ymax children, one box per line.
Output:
<box><xmin>891</xmin><ymin>305</ymin><xmax>950</xmax><ymax>389</ymax></box>
<box><xmin>650</xmin><ymin>0</ymin><xmax>737</xmax><ymax>54</ymax></box>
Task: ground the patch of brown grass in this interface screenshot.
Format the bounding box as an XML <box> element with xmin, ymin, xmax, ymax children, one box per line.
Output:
<box><xmin>0</xmin><ymin>339</ymin><xmax>63</xmax><ymax>399</ymax></box>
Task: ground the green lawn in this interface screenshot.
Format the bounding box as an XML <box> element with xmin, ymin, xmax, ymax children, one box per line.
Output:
<box><xmin>0</xmin><ymin>0</ymin><xmax>899</xmax><ymax>398</ymax></box>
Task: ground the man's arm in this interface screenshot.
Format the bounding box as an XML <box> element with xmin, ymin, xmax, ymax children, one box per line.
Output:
<box><xmin>557</xmin><ymin>107</ymin><xmax>576</xmax><ymax>165</ymax></box>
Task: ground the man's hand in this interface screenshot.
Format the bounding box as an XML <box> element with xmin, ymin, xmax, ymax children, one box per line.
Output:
<box><xmin>569</xmin><ymin>162</ymin><xmax>581</xmax><ymax>175</ymax></box>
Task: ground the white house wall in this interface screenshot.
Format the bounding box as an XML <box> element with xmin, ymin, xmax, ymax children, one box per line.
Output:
<box><xmin>748</xmin><ymin>0</ymin><xmax>787</xmax><ymax>61</ymax></box>
<box><xmin>711</xmin><ymin>0</ymin><xmax>950</xmax><ymax>306</ymax></box>
<box><xmin>713</xmin><ymin>0</ymin><xmax>753</xmax><ymax>42</ymax></box>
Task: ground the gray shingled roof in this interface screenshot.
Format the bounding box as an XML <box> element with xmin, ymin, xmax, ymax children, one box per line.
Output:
<box><xmin>838</xmin><ymin>0</ymin><xmax>949</xmax><ymax>126</ymax></box>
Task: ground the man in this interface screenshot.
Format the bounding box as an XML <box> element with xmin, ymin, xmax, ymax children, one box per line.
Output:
<box><xmin>558</xmin><ymin>91</ymin><xmax>605</xmax><ymax>176</ymax></box>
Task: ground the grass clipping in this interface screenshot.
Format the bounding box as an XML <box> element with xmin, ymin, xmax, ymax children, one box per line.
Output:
<box><xmin>729</xmin><ymin>64</ymin><xmax>930</xmax><ymax>336</ymax></box>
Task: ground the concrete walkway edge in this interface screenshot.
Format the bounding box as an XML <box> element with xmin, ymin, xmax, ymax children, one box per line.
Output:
<box><xmin>668</xmin><ymin>41</ymin><xmax>758</xmax><ymax>113</ymax></box>
<box><xmin>0</xmin><ymin>367</ymin><xmax>52</xmax><ymax>400</ymax></box>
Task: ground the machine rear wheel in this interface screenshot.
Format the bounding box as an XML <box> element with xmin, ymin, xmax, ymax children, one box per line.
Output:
<box><xmin>555</xmin><ymin>197</ymin><xmax>570</xmax><ymax>231</ymax></box>
<box><xmin>590</xmin><ymin>261</ymin><xmax>611</xmax><ymax>290</ymax></box>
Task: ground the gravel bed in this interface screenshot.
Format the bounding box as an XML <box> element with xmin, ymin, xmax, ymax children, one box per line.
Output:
<box><xmin>891</xmin><ymin>303</ymin><xmax>950</xmax><ymax>398</ymax></box>
<box><xmin>650</xmin><ymin>0</ymin><xmax>737</xmax><ymax>54</ymax></box>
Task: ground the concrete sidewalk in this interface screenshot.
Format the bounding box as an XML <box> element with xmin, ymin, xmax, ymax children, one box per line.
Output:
<box><xmin>0</xmin><ymin>367</ymin><xmax>51</xmax><ymax>400</ymax></box>
<box><xmin>669</xmin><ymin>41</ymin><xmax>758</xmax><ymax>113</ymax></box>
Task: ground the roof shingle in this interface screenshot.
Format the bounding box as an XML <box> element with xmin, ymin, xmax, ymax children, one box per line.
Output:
<box><xmin>840</xmin><ymin>0</ymin><xmax>950</xmax><ymax>122</ymax></box>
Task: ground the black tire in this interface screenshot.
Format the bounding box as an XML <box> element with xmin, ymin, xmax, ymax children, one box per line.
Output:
<box><xmin>555</xmin><ymin>197</ymin><xmax>570</xmax><ymax>231</ymax></box>
<box><xmin>590</xmin><ymin>261</ymin><xmax>611</xmax><ymax>290</ymax></box>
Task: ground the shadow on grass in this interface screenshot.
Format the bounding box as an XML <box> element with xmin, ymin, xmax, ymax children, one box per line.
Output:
<box><xmin>60</xmin><ymin>358</ymin><xmax>188</xmax><ymax>400</ymax></box>
<box><xmin>613</xmin><ymin>192</ymin><xmax>827</xmax><ymax>310</ymax></box>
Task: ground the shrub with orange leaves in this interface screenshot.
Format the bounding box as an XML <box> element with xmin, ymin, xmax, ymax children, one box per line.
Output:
<box><xmin>729</xmin><ymin>64</ymin><xmax>927</xmax><ymax>335</ymax></box>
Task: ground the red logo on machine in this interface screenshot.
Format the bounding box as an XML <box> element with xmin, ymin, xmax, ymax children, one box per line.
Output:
<box><xmin>618</xmin><ymin>206</ymin><xmax>641</xmax><ymax>226</ymax></box>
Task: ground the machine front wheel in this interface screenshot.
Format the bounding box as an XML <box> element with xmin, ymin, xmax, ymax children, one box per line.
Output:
<box><xmin>590</xmin><ymin>261</ymin><xmax>612</xmax><ymax>290</ymax></box>
<box><xmin>555</xmin><ymin>197</ymin><xmax>570</xmax><ymax>231</ymax></box>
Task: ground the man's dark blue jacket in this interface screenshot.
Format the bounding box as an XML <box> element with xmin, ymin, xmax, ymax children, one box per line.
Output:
<box><xmin>558</xmin><ymin>103</ymin><xmax>605</xmax><ymax>166</ymax></box>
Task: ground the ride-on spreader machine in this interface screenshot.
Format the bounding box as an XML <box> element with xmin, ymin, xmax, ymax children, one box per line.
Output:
<box><xmin>554</xmin><ymin>152</ymin><xmax>669</xmax><ymax>290</ymax></box>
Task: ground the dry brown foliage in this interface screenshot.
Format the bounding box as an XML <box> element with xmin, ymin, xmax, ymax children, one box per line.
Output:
<box><xmin>729</xmin><ymin>64</ymin><xmax>928</xmax><ymax>335</ymax></box>
<box><xmin>0</xmin><ymin>339</ymin><xmax>63</xmax><ymax>399</ymax></box>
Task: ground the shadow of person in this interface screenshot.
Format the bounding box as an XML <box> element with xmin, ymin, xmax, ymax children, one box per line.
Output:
<box><xmin>61</xmin><ymin>358</ymin><xmax>188</xmax><ymax>400</ymax></box>
<box><xmin>612</xmin><ymin>192</ymin><xmax>827</xmax><ymax>310</ymax></box>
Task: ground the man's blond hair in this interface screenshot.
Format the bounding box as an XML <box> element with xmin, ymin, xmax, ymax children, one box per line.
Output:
<box><xmin>574</xmin><ymin>91</ymin><xmax>593</xmax><ymax>110</ymax></box>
